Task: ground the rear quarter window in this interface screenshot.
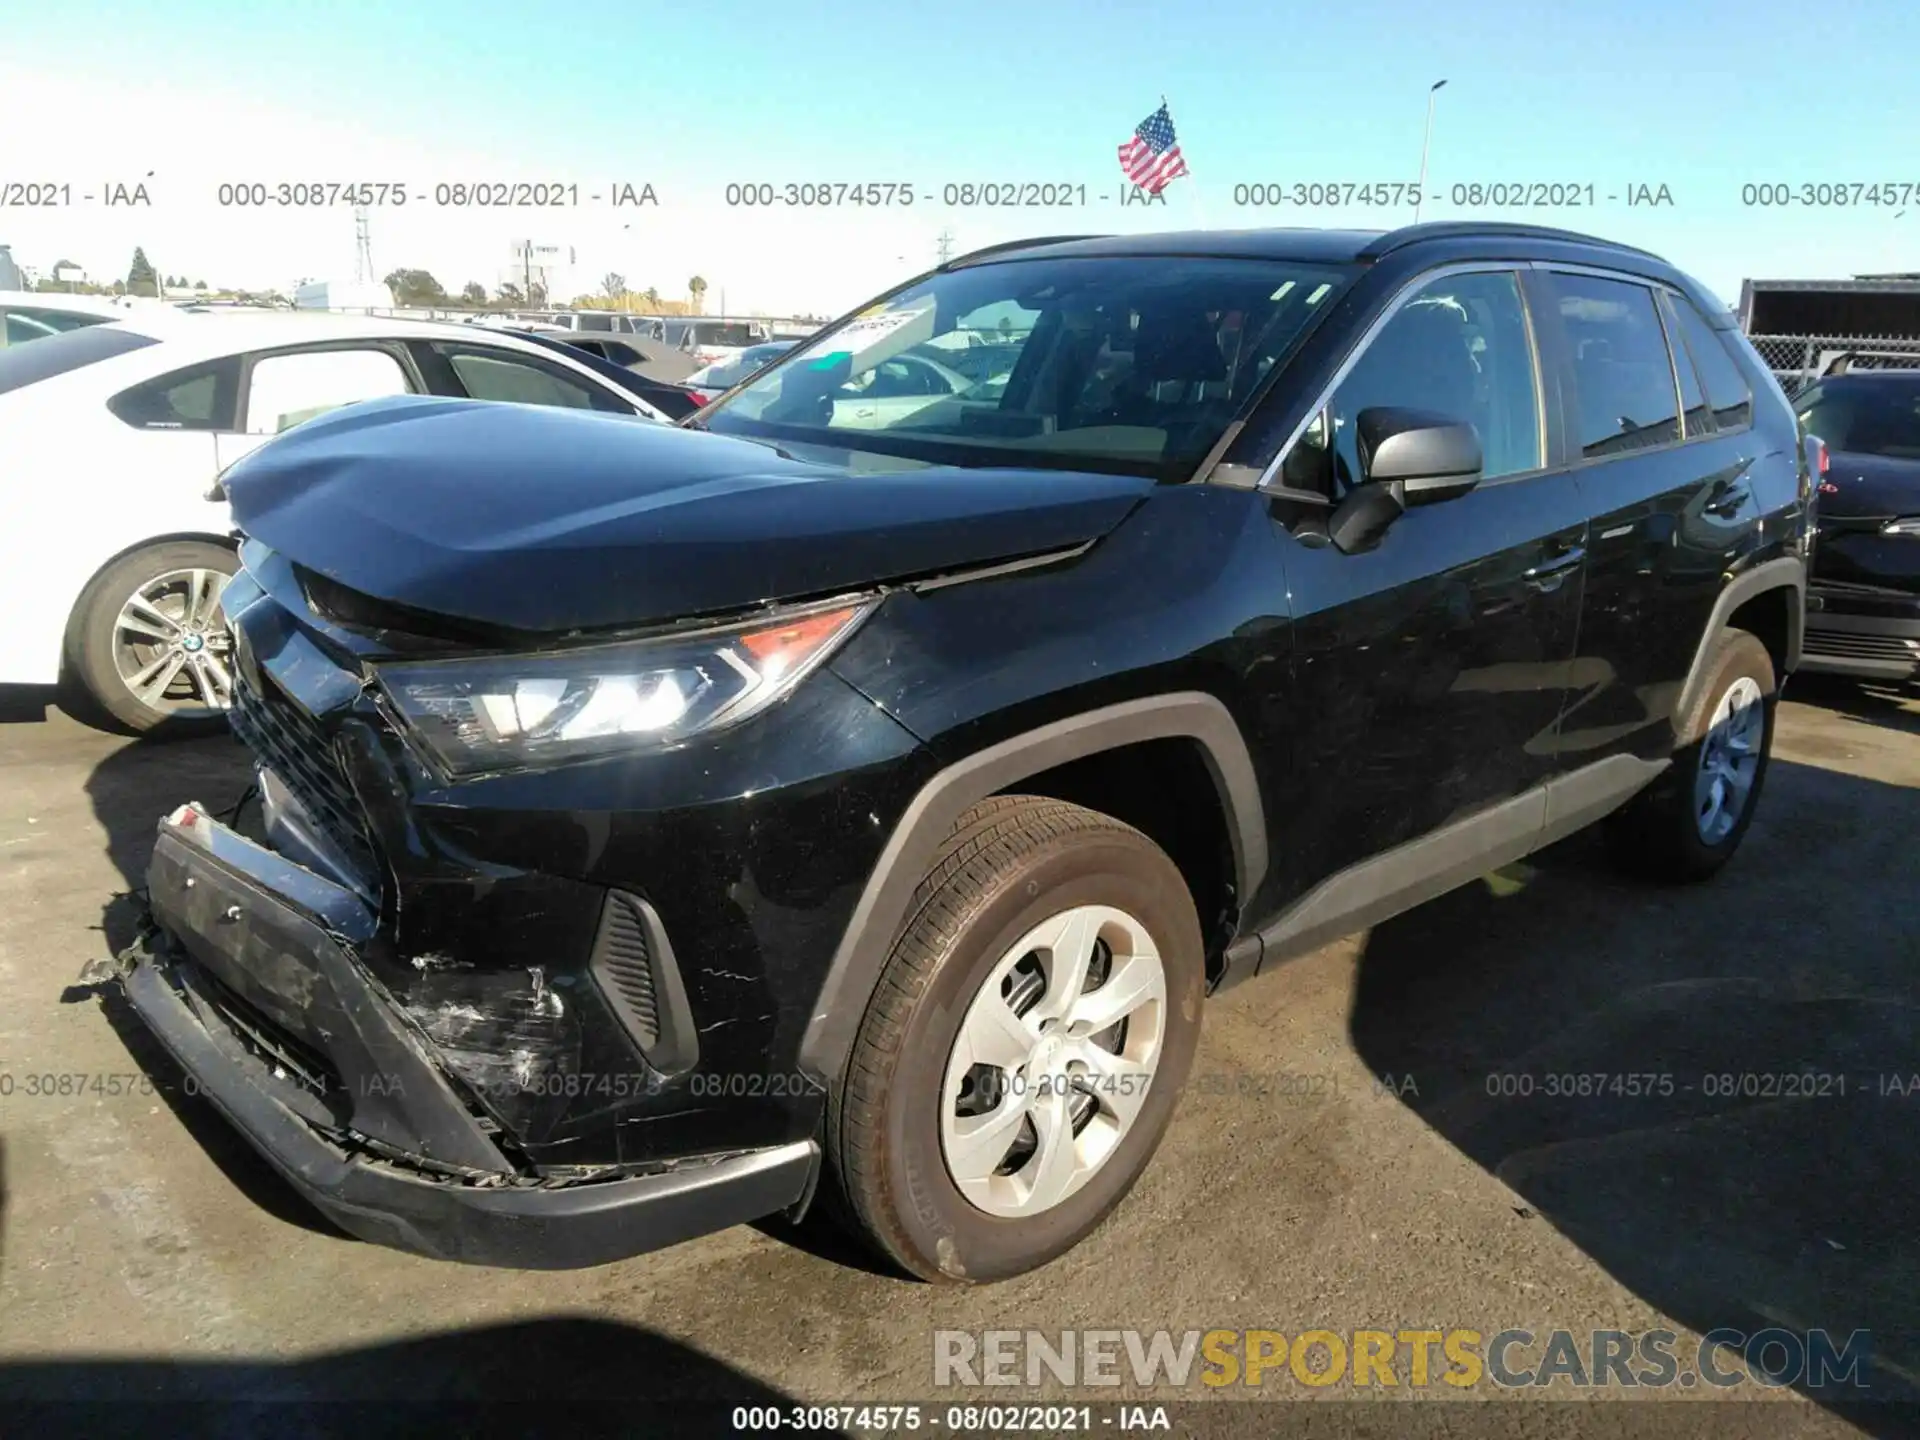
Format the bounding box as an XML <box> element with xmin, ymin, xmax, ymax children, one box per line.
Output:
<box><xmin>108</xmin><ymin>357</ymin><xmax>243</xmax><ymax>429</ymax></box>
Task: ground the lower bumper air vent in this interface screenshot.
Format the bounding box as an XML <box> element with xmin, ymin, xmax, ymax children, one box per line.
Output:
<box><xmin>587</xmin><ymin>890</ymin><xmax>699</xmax><ymax>1076</ymax></box>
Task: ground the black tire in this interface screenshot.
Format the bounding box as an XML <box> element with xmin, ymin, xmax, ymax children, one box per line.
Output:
<box><xmin>826</xmin><ymin>795</ymin><xmax>1205</xmax><ymax>1284</ymax></box>
<box><xmin>1606</xmin><ymin>628</ymin><xmax>1777</xmax><ymax>882</ymax></box>
<box><xmin>62</xmin><ymin>540</ymin><xmax>239</xmax><ymax>737</ymax></box>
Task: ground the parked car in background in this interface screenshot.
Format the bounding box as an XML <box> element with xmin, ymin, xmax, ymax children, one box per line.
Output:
<box><xmin>0</xmin><ymin>315</ymin><xmax>674</xmax><ymax>733</ymax></box>
<box><xmin>0</xmin><ymin>290</ymin><xmax>162</xmax><ymax>346</ymax></box>
<box><xmin>110</xmin><ymin>222</ymin><xmax>1807</xmax><ymax>1284</ymax></box>
<box><xmin>1794</xmin><ymin>364</ymin><xmax>1920</xmax><ymax>680</ymax></box>
<box><xmin>682</xmin><ymin>341</ymin><xmax>800</xmax><ymax>405</ymax></box>
<box><xmin>544</xmin><ymin>332</ymin><xmax>702</xmax><ymax>384</ymax></box>
<box><xmin>669</xmin><ymin>319</ymin><xmax>772</xmax><ymax>368</ymax></box>
<box><xmin>508</xmin><ymin>329</ymin><xmax>706</xmax><ymax>417</ymax></box>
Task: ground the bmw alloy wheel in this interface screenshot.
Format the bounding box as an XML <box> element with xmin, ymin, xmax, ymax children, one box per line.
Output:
<box><xmin>111</xmin><ymin>568</ymin><xmax>235</xmax><ymax>717</ymax></box>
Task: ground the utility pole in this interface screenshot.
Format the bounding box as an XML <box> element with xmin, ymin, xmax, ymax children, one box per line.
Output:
<box><xmin>936</xmin><ymin>229</ymin><xmax>955</xmax><ymax>265</ymax></box>
<box><xmin>353</xmin><ymin>206</ymin><xmax>374</xmax><ymax>285</ymax></box>
<box><xmin>1413</xmin><ymin>80</ymin><xmax>1448</xmax><ymax>224</ymax></box>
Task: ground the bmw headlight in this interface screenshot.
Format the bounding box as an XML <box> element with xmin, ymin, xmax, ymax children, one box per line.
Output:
<box><xmin>374</xmin><ymin>595</ymin><xmax>874</xmax><ymax>776</ymax></box>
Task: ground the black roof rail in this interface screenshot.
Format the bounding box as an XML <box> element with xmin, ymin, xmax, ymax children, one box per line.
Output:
<box><xmin>1357</xmin><ymin>221</ymin><xmax>1665</xmax><ymax>262</ymax></box>
<box><xmin>942</xmin><ymin>235</ymin><xmax>1112</xmax><ymax>268</ymax></box>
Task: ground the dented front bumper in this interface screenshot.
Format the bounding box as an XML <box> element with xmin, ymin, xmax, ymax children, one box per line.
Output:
<box><xmin>120</xmin><ymin>803</ymin><xmax>815</xmax><ymax>1268</ymax></box>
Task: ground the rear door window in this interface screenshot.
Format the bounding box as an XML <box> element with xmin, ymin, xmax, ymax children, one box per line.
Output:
<box><xmin>1660</xmin><ymin>294</ymin><xmax>1714</xmax><ymax>437</ymax></box>
<box><xmin>242</xmin><ymin>347</ymin><xmax>415</xmax><ymax>433</ymax></box>
<box><xmin>1547</xmin><ymin>274</ymin><xmax>1682</xmax><ymax>458</ymax></box>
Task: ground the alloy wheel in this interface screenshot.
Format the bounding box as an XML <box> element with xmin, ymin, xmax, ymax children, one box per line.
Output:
<box><xmin>111</xmin><ymin>568</ymin><xmax>235</xmax><ymax>717</ymax></box>
<box><xmin>1693</xmin><ymin>674</ymin><xmax>1764</xmax><ymax>844</ymax></box>
<box><xmin>939</xmin><ymin>904</ymin><xmax>1167</xmax><ymax>1218</ymax></box>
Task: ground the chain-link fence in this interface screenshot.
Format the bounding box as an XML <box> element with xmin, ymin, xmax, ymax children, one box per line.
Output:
<box><xmin>1745</xmin><ymin>332</ymin><xmax>1920</xmax><ymax>396</ymax></box>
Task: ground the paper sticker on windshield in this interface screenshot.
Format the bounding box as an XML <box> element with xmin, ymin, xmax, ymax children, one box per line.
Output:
<box><xmin>795</xmin><ymin>300</ymin><xmax>937</xmax><ymax>372</ymax></box>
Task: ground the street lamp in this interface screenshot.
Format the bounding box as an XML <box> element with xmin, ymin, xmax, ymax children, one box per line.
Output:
<box><xmin>1414</xmin><ymin>79</ymin><xmax>1448</xmax><ymax>223</ymax></box>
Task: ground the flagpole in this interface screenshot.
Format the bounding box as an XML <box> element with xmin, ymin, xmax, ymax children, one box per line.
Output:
<box><xmin>1414</xmin><ymin>79</ymin><xmax>1448</xmax><ymax>223</ymax></box>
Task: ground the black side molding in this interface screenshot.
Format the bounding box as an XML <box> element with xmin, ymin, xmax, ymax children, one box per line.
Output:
<box><xmin>796</xmin><ymin>692</ymin><xmax>1267</xmax><ymax>1083</ymax></box>
<box><xmin>1232</xmin><ymin>753</ymin><xmax>1668</xmax><ymax>982</ymax></box>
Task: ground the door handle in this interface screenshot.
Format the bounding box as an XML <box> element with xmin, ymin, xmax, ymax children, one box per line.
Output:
<box><xmin>1522</xmin><ymin>546</ymin><xmax>1585</xmax><ymax>590</ymax></box>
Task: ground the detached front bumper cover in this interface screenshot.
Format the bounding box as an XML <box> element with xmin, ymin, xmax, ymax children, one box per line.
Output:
<box><xmin>106</xmin><ymin>802</ymin><xmax>814</xmax><ymax>1269</ymax></box>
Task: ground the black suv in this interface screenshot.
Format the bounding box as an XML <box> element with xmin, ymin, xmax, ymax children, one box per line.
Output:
<box><xmin>111</xmin><ymin>223</ymin><xmax>1813</xmax><ymax>1283</ymax></box>
<box><xmin>1791</xmin><ymin>365</ymin><xmax>1920</xmax><ymax>679</ymax></box>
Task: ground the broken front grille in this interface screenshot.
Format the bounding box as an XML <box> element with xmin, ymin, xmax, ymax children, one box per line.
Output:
<box><xmin>229</xmin><ymin>661</ymin><xmax>382</xmax><ymax>886</ymax></box>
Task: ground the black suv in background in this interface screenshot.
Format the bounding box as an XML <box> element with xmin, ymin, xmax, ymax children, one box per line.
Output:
<box><xmin>110</xmin><ymin>223</ymin><xmax>1812</xmax><ymax>1284</ymax></box>
<box><xmin>1791</xmin><ymin>366</ymin><xmax>1920</xmax><ymax>680</ymax></box>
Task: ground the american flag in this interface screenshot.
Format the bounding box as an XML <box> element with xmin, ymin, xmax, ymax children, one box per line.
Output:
<box><xmin>1117</xmin><ymin>103</ymin><xmax>1189</xmax><ymax>195</ymax></box>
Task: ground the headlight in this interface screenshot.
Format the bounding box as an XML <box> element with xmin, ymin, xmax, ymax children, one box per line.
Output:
<box><xmin>374</xmin><ymin>595</ymin><xmax>874</xmax><ymax>776</ymax></box>
<box><xmin>1882</xmin><ymin>517</ymin><xmax>1920</xmax><ymax>536</ymax></box>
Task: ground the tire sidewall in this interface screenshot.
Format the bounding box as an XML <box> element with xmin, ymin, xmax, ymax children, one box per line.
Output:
<box><xmin>875</xmin><ymin>833</ymin><xmax>1204</xmax><ymax>1283</ymax></box>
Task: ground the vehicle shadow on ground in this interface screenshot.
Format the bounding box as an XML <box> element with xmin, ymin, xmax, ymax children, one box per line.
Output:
<box><xmin>1348</xmin><ymin>756</ymin><xmax>1920</xmax><ymax>1432</ymax></box>
<box><xmin>1791</xmin><ymin>676</ymin><xmax>1920</xmax><ymax>738</ymax></box>
<box><xmin>0</xmin><ymin>1316</ymin><xmax>801</xmax><ymax>1436</ymax></box>
<box><xmin>0</xmin><ymin>683</ymin><xmax>57</xmax><ymax>725</ymax></box>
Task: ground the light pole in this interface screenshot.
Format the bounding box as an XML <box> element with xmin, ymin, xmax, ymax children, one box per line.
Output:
<box><xmin>1414</xmin><ymin>79</ymin><xmax>1448</xmax><ymax>223</ymax></box>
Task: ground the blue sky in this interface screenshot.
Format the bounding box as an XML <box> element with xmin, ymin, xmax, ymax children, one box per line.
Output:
<box><xmin>5</xmin><ymin>0</ymin><xmax>1918</xmax><ymax>312</ymax></box>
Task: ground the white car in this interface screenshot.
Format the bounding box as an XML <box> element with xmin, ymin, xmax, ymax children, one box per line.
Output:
<box><xmin>0</xmin><ymin>290</ymin><xmax>176</xmax><ymax>347</ymax></box>
<box><xmin>0</xmin><ymin>313</ymin><xmax>674</xmax><ymax>733</ymax></box>
<box><xmin>827</xmin><ymin>350</ymin><xmax>975</xmax><ymax>429</ymax></box>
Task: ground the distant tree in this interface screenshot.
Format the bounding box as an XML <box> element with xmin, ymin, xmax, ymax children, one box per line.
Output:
<box><xmin>643</xmin><ymin>286</ymin><xmax>661</xmax><ymax>309</ymax></box>
<box><xmin>527</xmin><ymin>282</ymin><xmax>548</xmax><ymax>307</ymax></box>
<box><xmin>382</xmin><ymin>268</ymin><xmax>447</xmax><ymax>306</ymax></box>
<box><xmin>601</xmin><ymin>271</ymin><xmax>626</xmax><ymax>302</ymax></box>
<box><xmin>194</xmin><ymin>279</ymin><xmax>207</xmax><ymax>290</ymax></box>
<box><xmin>688</xmin><ymin>276</ymin><xmax>707</xmax><ymax>313</ymax></box>
<box><xmin>496</xmin><ymin>282</ymin><xmax>524</xmax><ymax>305</ymax></box>
<box><xmin>126</xmin><ymin>247</ymin><xmax>158</xmax><ymax>297</ymax></box>
<box><xmin>461</xmin><ymin>281</ymin><xmax>486</xmax><ymax>305</ymax></box>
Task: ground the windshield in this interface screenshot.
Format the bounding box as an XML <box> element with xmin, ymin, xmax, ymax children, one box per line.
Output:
<box><xmin>699</xmin><ymin>255</ymin><xmax>1352</xmax><ymax>477</ymax></box>
<box><xmin>0</xmin><ymin>323</ymin><xmax>159</xmax><ymax>395</ymax></box>
<box><xmin>1797</xmin><ymin>381</ymin><xmax>1920</xmax><ymax>460</ymax></box>
<box><xmin>686</xmin><ymin>343</ymin><xmax>796</xmax><ymax>389</ymax></box>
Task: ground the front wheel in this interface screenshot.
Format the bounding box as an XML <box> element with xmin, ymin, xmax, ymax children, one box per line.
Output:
<box><xmin>1606</xmin><ymin>627</ymin><xmax>1777</xmax><ymax>881</ymax></box>
<box><xmin>827</xmin><ymin>796</ymin><xmax>1205</xmax><ymax>1283</ymax></box>
<box><xmin>64</xmin><ymin>540</ymin><xmax>239</xmax><ymax>736</ymax></box>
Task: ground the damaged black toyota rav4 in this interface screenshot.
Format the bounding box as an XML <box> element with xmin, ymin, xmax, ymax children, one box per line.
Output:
<box><xmin>111</xmin><ymin>223</ymin><xmax>1813</xmax><ymax>1282</ymax></box>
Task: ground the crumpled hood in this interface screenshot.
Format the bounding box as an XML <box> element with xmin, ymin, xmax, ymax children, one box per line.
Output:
<box><xmin>1819</xmin><ymin>451</ymin><xmax>1920</xmax><ymax>519</ymax></box>
<box><xmin>221</xmin><ymin>395</ymin><xmax>1153</xmax><ymax>633</ymax></box>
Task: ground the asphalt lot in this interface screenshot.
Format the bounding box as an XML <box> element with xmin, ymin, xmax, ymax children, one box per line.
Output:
<box><xmin>0</xmin><ymin>676</ymin><xmax>1916</xmax><ymax>1437</ymax></box>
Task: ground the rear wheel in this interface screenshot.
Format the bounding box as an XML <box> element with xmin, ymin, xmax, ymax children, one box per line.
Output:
<box><xmin>827</xmin><ymin>796</ymin><xmax>1205</xmax><ymax>1283</ymax></box>
<box><xmin>1606</xmin><ymin>628</ymin><xmax>1776</xmax><ymax>881</ymax></box>
<box><xmin>64</xmin><ymin>540</ymin><xmax>239</xmax><ymax>736</ymax></box>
